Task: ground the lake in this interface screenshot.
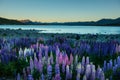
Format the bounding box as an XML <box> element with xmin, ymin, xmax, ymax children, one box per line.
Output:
<box><xmin>0</xmin><ymin>25</ymin><xmax>120</xmax><ymax>34</ymax></box>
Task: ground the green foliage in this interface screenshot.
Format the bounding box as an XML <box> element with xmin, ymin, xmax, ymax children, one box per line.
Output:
<box><xmin>105</xmin><ymin>69</ymin><xmax>113</xmax><ymax>78</ymax></box>
<box><xmin>32</xmin><ymin>68</ymin><xmax>40</xmax><ymax>80</ymax></box>
<box><xmin>0</xmin><ymin>58</ymin><xmax>29</xmax><ymax>78</ymax></box>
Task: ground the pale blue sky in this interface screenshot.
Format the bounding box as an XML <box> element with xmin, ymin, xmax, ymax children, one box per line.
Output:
<box><xmin>0</xmin><ymin>0</ymin><xmax>120</xmax><ymax>22</ymax></box>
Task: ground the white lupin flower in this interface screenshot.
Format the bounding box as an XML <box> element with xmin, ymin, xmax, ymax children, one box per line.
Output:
<box><xmin>82</xmin><ymin>56</ymin><xmax>85</xmax><ymax>66</ymax></box>
<box><xmin>19</xmin><ymin>48</ymin><xmax>23</xmax><ymax>58</ymax></box>
<box><xmin>85</xmin><ymin>64</ymin><xmax>91</xmax><ymax>79</ymax></box>
<box><xmin>77</xmin><ymin>62</ymin><xmax>81</xmax><ymax>74</ymax></box>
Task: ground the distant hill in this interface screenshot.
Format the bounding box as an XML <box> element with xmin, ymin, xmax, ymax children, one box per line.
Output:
<box><xmin>0</xmin><ymin>17</ymin><xmax>120</xmax><ymax>26</ymax></box>
<box><xmin>0</xmin><ymin>17</ymin><xmax>24</xmax><ymax>25</ymax></box>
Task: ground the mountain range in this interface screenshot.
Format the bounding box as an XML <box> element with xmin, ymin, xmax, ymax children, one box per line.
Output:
<box><xmin>0</xmin><ymin>17</ymin><xmax>120</xmax><ymax>26</ymax></box>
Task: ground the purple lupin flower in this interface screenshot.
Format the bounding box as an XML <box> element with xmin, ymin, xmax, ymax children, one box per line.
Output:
<box><xmin>109</xmin><ymin>59</ymin><xmax>113</xmax><ymax>69</ymax></box>
<box><xmin>100</xmin><ymin>71</ymin><xmax>105</xmax><ymax>80</ymax></box>
<box><xmin>117</xmin><ymin>56</ymin><xmax>120</xmax><ymax>67</ymax></box>
<box><xmin>38</xmin><ymin>48</ymin><xmax>42</xmax><ymax>60</ymax></box>
<box><xmin>90</xmin><ymin>64</ymin><xmax>96</xmax><ymax>80</ymax></box>
<box><xmin>103</xmin><ymin>61</ymin><xmax>107</xmax><ymax>72</ymax></box>
<box><xmin>55</xmin><ymin>63</ymin><xmax>60</xmax><ymax>74</ymax></box>
<box><xmin>62</xmin><ymin>60</ymin><xmax>66</xmax><ymax>73</ymax></box>
<box><xmin>47</xmin><ymin>64</ymin><xmax>52</xmax><ymax>79</ymax></box>
<box><xmin>28</xmin><ymin>74</ymin><xmax>34</xmax><ymax>80</ymax></box>
<box><xmin>41</xmin><ymin>73</ymin><xmax>45</xmax><ymax>80</ymax></box>
<box><xmin>86</xmin><ymin>57</ymin><xmax>89</xmax><ymax>65</ymax></box>
<box><xmin>54</xmin><ymin>74</ymin><xmax>61</xmax><ymax>80</ymax></box>
<box><xmin>37</xmin><ymin>59</ymin><xmax>43</xmax><ymax>73</ymax></box>
<box><xmin>82</xmin><ymin>56</ymin><xmax>85</xmax><ymax>66</ymax></box>
<box><xmin>56</xmin><ymin>46</ymin><xmax>60</xmax><ymax>57</ymax></box>
<box><xmin>96</xmin><ymin>66</ymin><xmax>102</xmax><ymax>79</ymax></box>
<box><xmin>45</xmin><ymin>46</ymin><xmax>48</xmax><ymax>60</ymax></box>
<box><xmin>17</xmin><ymin>73</ymin><xmax>21</xmax><ymax>80</ymax></box>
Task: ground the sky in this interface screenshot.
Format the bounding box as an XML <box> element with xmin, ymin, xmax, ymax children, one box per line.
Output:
<box><xmin>0</xmin><ymin>0</ymin><xmax>120</xmax><ymax>22</ymax></box>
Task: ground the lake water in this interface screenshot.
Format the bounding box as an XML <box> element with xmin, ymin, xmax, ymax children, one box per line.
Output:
<box><xmin>0</xmin><ymin>25</ymin><xmax>120</xmax><ymax>34</ymax></box>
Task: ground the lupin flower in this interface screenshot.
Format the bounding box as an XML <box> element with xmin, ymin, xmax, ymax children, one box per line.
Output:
<box><xmin>76</xmin><ymin>62</ymin><xmax>81</xmax><ymax>74</ymax></box>
<box><xmin>70</xmin><ymin>53</ymin><xmax>73</xmax><ymax>64</ymax></box>
<box><xmin>86</xmin><ymin>57</ymin><xmax>89</xmax><ymax>65</ymax></box>
<box><xmin>75</xmin><ymin>55</ymin><xmax>78</xmax><ymax>65</ymax></box>
<box><xmin>62</xmin><ymin>60</ymin><xmax>66</xmax><ymax>73</ymax></box>
<box><xmin>37</xmin><ymin>59</ymin><xmax>43</xmax><ymax>73</ymax></box>
<box><xmin>50</xmin><ymin>51</ymin><xmax>54</xmax><ymax>64</ymax></box>
<box><xmin>41</xmin><ymin>73</ymin><xmax>45</xmax><ymax>80</ymax></box>
<box><xmin>55</xmin><ymin>63</ymin><xmax>60</xmax><ymax>74</ymax></box>
<box><xmin>38</xmin><ymin>48</ymin><xmax>42</xmax><ymax>60</ymax></box>
<box><xmin>56</xmin><ymin>46</ymin><xmax>60</xmax><ymax>57</ymax></box>
<box><xmin>30</xmin><ymin>57</ymin><xmax>34</xmax><ymax>73</ymax></box>
<box><xmin>85</xmin><ymin>64</ymin><xmax>91</xmax><ymax>79</ymax></box>
<box><xmin>34</xmin><ymin>53</ymin><xmax>38</xmax><ymax>69</ymax></box>
<box><xmin>66</xmin><ymin>65</ymin><xmax>71</xmax><ymax>80</ymax></box>
<box><xmin>76</xmin><ymin>74</ymin><xmax>80</xmax><ymax>80</ymax></box>
<box><xmin>45</xmin><ymin>45</ymin><xmax>48</xmax><ymax>60</ymax></box>
<box><xmin>19</xmin><ymin>48</ymin><xmax>23</xmax><ymax>58</ymax></box>
<box><xmin>54</xmin><ymin>74</ymin><xmax>61</xmax><ymax>80</ymax></box>
<box><xmin>59</xmin><ymin>52</ymin><xmax>63</xmax><ymax>64</ymax></box>
<box><xmin>91</xmin><ymin>64</ymin><xmax>96</xmax><ymax>80</ymax></box>
<box><xmin>109</xmin><ymin>59</ymin><xmax>113</xmax><ymax>69</ymax></box>
<box><xmin>83</xmin><ymin>75</ymin><xmax>87</xmax><ymax>80</ymax></box>
<box><xmin>27</xmin><ymin>74</ymin><xmax>33</xmax><ymax>80</ymax></box>
<box><xmin>47</xmin><ymin>64</ymin><xmax>52</xmax><ymax>79</ymax></box>
<box><xmin>96</xmin><ymin>65</ymin><xmax>102</xmax><ymax>79</ymax></box>
<box><xmin>100</xmin><ymin>71</ymin><xmax>105</xmax><ymax>80</ymax></box>
<box><xmin>17</xmin><ymin>73</ymin><xmax>21</xmax><ymax>80</ymax></box>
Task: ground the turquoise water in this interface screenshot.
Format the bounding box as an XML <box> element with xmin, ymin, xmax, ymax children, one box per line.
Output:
<box><xmin>0</xmin><ymin>25</ymin><xmax>120</xmax><ymax>34</ymax></box>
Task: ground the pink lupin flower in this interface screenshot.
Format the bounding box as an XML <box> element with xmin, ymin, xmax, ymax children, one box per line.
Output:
<box><xmin>70</xmin><ymin>53</ymin><xmax>73</xmax><ymax>64</ymax></box>
<box><xmin>59</xmin><ymin>52</ymin><xmax>63</xmax><ymax>64</ymax></box>
<box><xmin>65</xmin><ymin>54</ymin><xmax>69</xmax><ymax>65</ymax></box>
